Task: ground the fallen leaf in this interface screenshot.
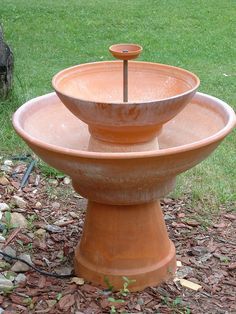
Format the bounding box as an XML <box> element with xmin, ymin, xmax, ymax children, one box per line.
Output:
<box><xmin>70</xmin><ymin>277</ymin><xmax>85</xmax><ymax>285</ymax></box>
<box><xmin>174</xmin><ymin>278</ymin><xmax>202</xmax><ymax>291</ymax></box>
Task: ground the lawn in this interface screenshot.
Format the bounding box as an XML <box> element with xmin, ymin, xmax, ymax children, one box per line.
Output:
<box><xmin>0</xmin><ymin>0</ymin><xmax>235</xmax><ymax>209</ymax></box>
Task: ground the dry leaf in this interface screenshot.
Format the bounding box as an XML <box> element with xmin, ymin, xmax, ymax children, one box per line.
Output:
<box><xmin>70</xmin><ymin>277</ymin><xmax>85</xmax><ymax>285</ymax></box>
<box><xmin>174</xmin><ymin>278</ymin><xmax>202</xmax><ymax>291</ymax></box>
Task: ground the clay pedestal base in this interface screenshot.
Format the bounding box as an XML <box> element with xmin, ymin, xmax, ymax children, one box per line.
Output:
<box><xmin>74</xmin><ymin>200</ymin><xmax>176</xmax><ymax>291</ymax></box>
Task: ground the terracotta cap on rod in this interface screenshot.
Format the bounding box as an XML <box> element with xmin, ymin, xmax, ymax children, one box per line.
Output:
<box><xmin>109</xmin><ymin>43</ymin><xmax>143</xmax><ymax>60</ymax></box>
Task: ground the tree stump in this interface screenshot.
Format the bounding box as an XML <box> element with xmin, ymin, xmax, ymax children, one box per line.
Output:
<box><xmin>0</xmin><ymin>25</ymin><xmax>14</xmax><ymax>98</ymax></box>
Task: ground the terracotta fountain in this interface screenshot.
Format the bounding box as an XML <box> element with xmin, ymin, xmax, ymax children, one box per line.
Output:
<box><xmin>13</xmin><ymin>44</ymin><xmax>235</xmax><ymax>291</ymax></box>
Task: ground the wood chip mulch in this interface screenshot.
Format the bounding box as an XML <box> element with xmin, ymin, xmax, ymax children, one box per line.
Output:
<box><xmin>0</xmin><ymin>158</ymin><xmax>235</xmax><ymax>313</ymax></box>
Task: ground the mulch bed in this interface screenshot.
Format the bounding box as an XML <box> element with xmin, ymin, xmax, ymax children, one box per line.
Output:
<box><xmin>0</xmin><ymin>158</ymin><xmax>235</xmax><ymax>313</ymax></box>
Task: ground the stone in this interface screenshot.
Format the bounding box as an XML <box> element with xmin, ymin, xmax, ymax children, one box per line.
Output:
<box><xmin>4</xmin><ymin>160</ymin><xmax>13</xmax><ymax>166</ymax></box>
<box><xmin>11</xmin><ymin>253</ymin><xmax>32</xmax><ymax>272</ymax></box>
<box><xmin>12</xmin><ymin>195</ymin><xmax>27</xmax><ymax>208</ymax></box>
<box><xmin>0</xmin><ymin>278</ymin><xmax>13</xmax><ymax>290</ymax></box>
<box><xmin>15</xmin><ymin>273</ymin><xmax>26</xmax><ymax>285</ymax></box>
<box><xmin>55</xmin><ymin>265</ymin><xmax>73</xmax><ymax>276</ymax></box>
<box><xmin>69</xmin><ymin>212</ymin><xmax>80</xmax><ymax>219</ymax></box>
<box><xmin>63</xmin><ymin>176</ymin><xmax>71</xmax><ymax>185</ymax></box>
<box><xmin>35</xmin><ymin>201</ymin><xmax>42</xmax><ymax>209</ymax></box>
<box><xmin>49</xmin><ymin>179</ymin><xmax>58</xmax><ymax>186</ymax></box>
<box><xmin>45</xmin><ymin>224</ymin><xmax>62</xmax><ymax>233</ymax></box>
<box><xmin>51</xmin><ymin>202</ymin><xmax>60</xmax><ymax>210</ymax></box>
<box><xmin>3</xmin><ymin>246</ymin><xmax>16</xmax><ymax>258</ymax></box>
<box><xmin>0</xmin><ymin>165</ymin><xmax>11</xmax><ymax>173</ymax></box>
<box><xmin>35</xmin><ymin>228</ymin><xmax>46</xmax><ymax>238</ymax></box>
<box><xmin>0</xmin><ymin>176</ymin><xmax>10</xmax><ymax>186</ymax></box>
<box><xmin>0</xmin><ymin>203</ymin><xmax>10</xmax><ymax>211</ymax></box>
<box><xmin>0</xmin><ymin>236</ymin><xmax>5</xmax><ymax>242</ymax></box>
<box><xmin>10</xmin><ymin>212</ymin><xmax>27</xmax><ymax>228</ymax></box>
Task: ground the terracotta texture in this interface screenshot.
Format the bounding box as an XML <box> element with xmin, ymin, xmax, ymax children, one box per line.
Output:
<box><xmin>13</xmin><ymin>92</ymin><xmax>236</xmax><ymax>290</ymax></box>
<box><xmin>109</xmin><ymin>43</ymin><xmax>143</xmax><ymax>60</ymax></box>
<box><xmin>52</xmin><ymin>61</ymin><xmax>200</xmax><ymax>151</ymax></box>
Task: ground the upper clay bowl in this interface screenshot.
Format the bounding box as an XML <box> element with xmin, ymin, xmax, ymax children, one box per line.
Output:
<box><xmin>52</xmin><ymin>61</ymin><xmax>200</xmax><ymax>143</ymax></box>
<box><xmin>13</xmin><ymin>92</ymin><xmax>235</xmax><ymax>205</ymax></box>
<box><xmin>109</xmin><ymin>43</ymin><xmax>143</xmax><ymax>60</ymax></box>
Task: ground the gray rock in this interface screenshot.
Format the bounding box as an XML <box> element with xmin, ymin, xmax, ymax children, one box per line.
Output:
<box><xmin>51</xmin><ymin>202</ymin><xmax>60</xmax><ymax>210</ymax></box>
<box><xmin>63</xmin><ymin>176</ymin><xmax>71</xmax><ymax>185</ymax></box>
<box><xmin>45</xmin><ymin>224</ymin><xmax>63</xmax><ymax>233</ymax></box>
<box><xmin>0</xmin><ymin>235</ymin><xmax>5</xmax><ymax>242</ymax></box>
<box><xmin>10</xmin><ymin>212</ymin><xmax>27</xmax><ymax>228</ymax></box>
<box><xmin>12</xmin><ymin>195</ymin><xmax>27</xmax><ymax>208</ymax></box>
<box><xmin>0</xmin><ymin>278</ymin><xmax>13</xmax><ymax>290</ymax></box>
<box><xmin>11</xmin><ymin>253</ymin><xmax>32</xmax><ymax>272</ymax></box>
<box><xmin>0</xmin><ymin>176</ymin><xmax>10</xmax><ymax>185</ymax></box>
<box><xmin>3</xmin><ymin>246</ymin><xmax>16</xmax><ymax>258</ymax></box>
<box><xmin>0</xmin><ymin>202</ymin><xmax>10</xmax><ymax>211</ymax></box>
<box><xmin>4</xmin><ymin>160</ymin><xmax>13</xmax><ymax>166</ymax></box>
<box><xmin>0</xmin><ymin>165</ymin><xmax>11</xmax><ymax>173</ymax></box>
<box><xmin>15</xmin><ymin>273</ymin><xmax>26</xmax><ymax>285</ymax></box>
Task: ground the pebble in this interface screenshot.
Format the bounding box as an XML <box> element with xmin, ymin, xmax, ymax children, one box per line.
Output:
<box><xmin>0</xmin><ymin>236</ymin><xmax>5</xmax><ymax>242</ymax></box>
<box><xmin>15</xmin><ymin>273</ymin><xmax>27</xmax><ymax>285</ymax></box>
<box><xmin>4</xmin><ymin>160</ymin><xmax>13</xmax><ymax>166</ymax></box>
<box><xmin>55</xmin><ymin>265</ymin><xmax>73</xmax><ymax>276</ymax></box>
<box><xmin>0</xmin><ymin>165</ymin><xmax>12</xmax><ymax>173</ymax></box>
<box><xmin>11</xmin><ymin>253</ymin><xmax>32</xmax><ymax>272</ymax></box>
<box><xmin>69</xmin><ymin>212</ymin><xmax>80</xmax><ymax>219</ymax></box>
<box><xmin>0</xmin><ymin>278</ymin><xmax>13</xmax><ymax>290</ymax></box>
<box><xmin>45</xmin><ymin>224</ymin><xmax>63</xmax><ymax>233</ymax></box>
<box><xmin>3</xmin><ymin>246</ymin><xmax>16</xmax><ymax>258</ymax></box>
<box><xmin>35</xmin><ymin>228</ymin><xmax>46</xmax><ymax>238</ymax></box>
<box><xmin>35</xmin><ymin>201</ymin><xmax>42</xmax><ymax>209</ymax></box>
<box><xmin>12</xmin><ymin>195</ymin><xmax>27</xmax><ymax>208</ymax></box>
<box><xmin>63</xmin><ymin>176</ymin><xmax>71</xmax><ymax>185</ymax></box>
<box><xmin>51</xmin><ymin>202</ymin><xmax>60</xmax><ymax>210</ymax></box>
<box><xmin>0</xmin><ymin>203</ymin><xmax>10</xmax><ymax>211</ymax></box>
<box><xmin>49</xmin><ymin>179</ymin><xmax>58</xmax><ymax>186</ymax></box>
<box><xmin>10</xmin><ymin>212</ymin><xmax>27</xmax><ymax>228</ymax></box>
<box><xmin>0</xmin><ymin>224</ymin><xmax>5</xmax><ymax>232</ymax></box>
<box><xmin>0</xmin><ymin>176</ymin><xmax>10</xmax><ymax>186</ymax></box>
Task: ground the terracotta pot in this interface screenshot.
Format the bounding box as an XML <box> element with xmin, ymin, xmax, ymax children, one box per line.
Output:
<box><xmin>52</xmin><ymin>61</ymin><xmax>200</xmax><ymax>151</ymax></box>
<box><xmin>109</xmin><ymin>43</ymin><xmax>143</xmax><ymax>60</ymax></box>
<box><xmin>13</xmin><ymin>92</ymin><xmax>235</xmax><ymax>290</ymax></box>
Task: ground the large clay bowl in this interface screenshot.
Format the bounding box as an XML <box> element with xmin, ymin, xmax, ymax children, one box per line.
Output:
<box><xmin>13</xmin><ymin>92</ymin><xmax>235</xmax><ymax>205</ymax></box>
<box><xmin>52</xmin><ymin>61</ymin><xmax>200</xmax><ymax>143</ymax></box>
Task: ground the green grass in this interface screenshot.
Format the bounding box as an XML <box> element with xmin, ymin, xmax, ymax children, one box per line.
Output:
<box><xmin>0</xmin><ymin>0</ymin><xmax>235</xmax><ymax>209</ymax></box>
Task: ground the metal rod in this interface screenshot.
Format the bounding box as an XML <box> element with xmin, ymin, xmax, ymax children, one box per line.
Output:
<box><xmin>123</xmin><ymin>60</ymin><xmax>128</xmax><ymax>102</ymax></box>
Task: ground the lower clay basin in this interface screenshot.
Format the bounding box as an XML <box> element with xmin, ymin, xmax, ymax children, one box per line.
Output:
<box><xmin>13</xmin><ymin>92</ymin><xmax>235</xmax><ymax>205</ymax></box>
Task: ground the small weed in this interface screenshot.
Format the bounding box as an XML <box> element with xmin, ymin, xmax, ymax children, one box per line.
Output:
<box><xmin>16</xmin><ymin>239</ymin><xmax>33</xmax><ymax>252</ymax></box>
<box><xmin>104</xmin><ymin>276</ymin><xmax>114</xmax><ymax>291</ymax></box>
<box><xmin>56</xmin><ymin>293</ymin><xmax>62</xmax><ymax>301</ymax></box>
<box><xmin>119</xmin><ymin>276</ymin><xmax>136</xmax><ymax>297</ymax></box>
<box><xmin>108</xmin><ymin>297</ymin><xmax>125</xmax><ymax>314</ymax></box>
<box><xmin>2</xmin><ymin>211</ymin><xmax>13</xmax><ymax>236</ymax></box>
<box><xmin>27</xmin><ymin>213</ymin><xmax>37</xmax><ymax>229</ymax></box>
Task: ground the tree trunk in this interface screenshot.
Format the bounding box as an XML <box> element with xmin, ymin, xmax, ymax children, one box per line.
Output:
<box><xmin>0</xmin><ymin>26</ymin><xmax>14</xmax><ymax>98</ymax></box>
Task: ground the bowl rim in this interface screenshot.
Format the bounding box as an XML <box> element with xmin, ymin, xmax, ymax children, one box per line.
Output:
<box><xmin>13</xmin><ymin>92</ymin><xmax>236</xmax><ymax>160</ymax></box>
<box><xmin>52</xmin><ymin>60</ymin><xmax>200</xmax><ymax>105</ymax></box>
